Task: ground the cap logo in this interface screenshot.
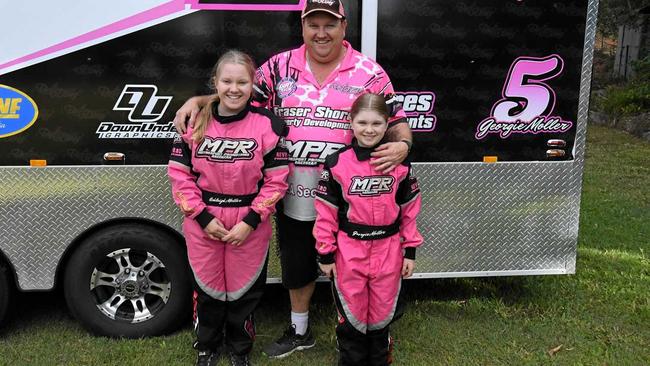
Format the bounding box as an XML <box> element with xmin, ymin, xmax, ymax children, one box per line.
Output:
<box><xmin>302</xmin><ymin>0</ymin><xmax>344</xmax><ymax>18</ymax></box>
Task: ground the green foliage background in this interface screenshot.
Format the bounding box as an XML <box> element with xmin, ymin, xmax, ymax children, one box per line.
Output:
<box><xmin>597</xmin><ymin>57</ymin><xmax>650</xmax><ymax>116</ymax></box>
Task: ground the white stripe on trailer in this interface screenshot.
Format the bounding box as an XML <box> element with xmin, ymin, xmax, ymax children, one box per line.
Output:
<box><xmin>0</xmin><ymin>1</ymin><xmax>195</xmax><ymax>75</ymax></box>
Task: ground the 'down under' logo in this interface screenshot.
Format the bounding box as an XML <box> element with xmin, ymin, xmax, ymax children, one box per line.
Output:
<box><xmin>97</xmin><ymin>84</ymin><xmax>175</xmax><ymax>139</ymax></box>
<box><xmin>114</xmin><ymin>84</ymin><xmax>171</xmax><ymax>122</ymax></box>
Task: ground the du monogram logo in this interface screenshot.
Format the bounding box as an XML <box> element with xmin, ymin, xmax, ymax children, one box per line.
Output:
<box><xmin>113</xmin><ymin>84</ymin><xmax>172</xmax><ymax>122</ymax></box>
<box><xmin>96</xmin><ymin>84</ymin><xmax>175</xmax><ymax>139</ymax></box>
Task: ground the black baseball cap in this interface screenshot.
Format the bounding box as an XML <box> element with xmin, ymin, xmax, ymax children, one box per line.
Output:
<box><xmin>301</xmin><ymin>0</ymin><xmax>346</xmax><ymax>19</ymax></box>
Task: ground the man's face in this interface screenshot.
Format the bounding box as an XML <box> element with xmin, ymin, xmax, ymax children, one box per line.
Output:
<box><xmin>302</xmin><ymin>12</ymin><xmax>347</xmax><ymax>65</ymax></box>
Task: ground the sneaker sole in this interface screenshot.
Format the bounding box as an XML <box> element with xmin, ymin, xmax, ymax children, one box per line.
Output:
<box><xmin>264</xmin><ymin>342</ymin><xmax>316</xmax><ymax>359</ymax></box>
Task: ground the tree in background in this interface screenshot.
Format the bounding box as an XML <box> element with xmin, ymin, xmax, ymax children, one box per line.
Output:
<box><xmin>598</xmin><ymin>0</ymin><xmax>650</xmax><ymax>37</ymax></box>
<box><xmin>593</xmin><ymin>0</ymin><xmax>650</xmax><ymax>133</ymax></box>
<box><xmin>597</xmin><ymin>0</ymin><xmax>650</xmax><ymax>79</ymax></box>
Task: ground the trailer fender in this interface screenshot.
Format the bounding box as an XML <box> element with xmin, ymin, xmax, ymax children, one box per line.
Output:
<box><xmin>0</xmin><ymin>260</ymin><xmax>13</xmax><ymax>330</ymax></box>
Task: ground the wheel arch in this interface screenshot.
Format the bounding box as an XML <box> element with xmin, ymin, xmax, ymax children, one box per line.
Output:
<box><xmin>53</xmin><ymin>218</ymin><xmax>185</xmax><ymax>291</ymax></box>
<box><xmin>0</xmin><ymin>248</ymin><xmax>18</xmax><ymax>291</ymax></box>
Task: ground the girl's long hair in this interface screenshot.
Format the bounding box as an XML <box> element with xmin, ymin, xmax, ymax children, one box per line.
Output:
<box><xmin>192</xmin><ymin>50</ymin><xmax>256</xmax><ymax>142</ymax></box>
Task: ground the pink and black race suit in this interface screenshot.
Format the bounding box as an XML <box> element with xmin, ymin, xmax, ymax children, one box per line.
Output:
<box><xmin>168</xmin><ymin>104</ymin><xmax>289</xmax><ymax>301</ymax></box>
<box><xmin>254</xmin><ymin>40</ymin><xmax>407</xmax><ymax>221</ymax></box>
<box><xmin>313</xmin><ymin>142</ymin><xmax>422</xmax><ymax>335</ymax></box>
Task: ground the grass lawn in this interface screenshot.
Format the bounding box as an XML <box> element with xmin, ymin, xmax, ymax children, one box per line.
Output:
<box><xmin>0</xmin><ymin>125</ymin><xmax>648</xmax><ymax>365</ymax></box>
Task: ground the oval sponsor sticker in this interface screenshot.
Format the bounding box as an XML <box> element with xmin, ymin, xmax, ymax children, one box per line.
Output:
<box><xmin>276</xmin><ymin>77</ymin><xmax>297</xmax><ymax>98</ymax></box>
<box><xmin>0</xmin><ymin>84</ymin><xmax>39</xmax><ymax>138</ymax></box>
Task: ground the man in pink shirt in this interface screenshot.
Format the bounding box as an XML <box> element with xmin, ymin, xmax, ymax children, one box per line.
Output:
<box><xmin>174</xmin><ymin>0</ymin><xmax>413</xmax><ymax>359</ymax></box>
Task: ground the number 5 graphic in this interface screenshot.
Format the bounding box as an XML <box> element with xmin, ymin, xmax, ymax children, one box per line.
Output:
<box><xmin>492</xmin><ymin>55</ymin><xmax>564</xmax><ymax>123</ymax></box>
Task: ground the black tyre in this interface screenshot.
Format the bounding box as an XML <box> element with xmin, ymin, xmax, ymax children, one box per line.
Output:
<box><xmin>64</xmin><ymin>224</ymin><xmax>191</xmax><ymax>337</ymax></box>
<box><xmin>0</xmin><ymin>264</ymin><xmax>11</xmax><ymax>329</ymax></box>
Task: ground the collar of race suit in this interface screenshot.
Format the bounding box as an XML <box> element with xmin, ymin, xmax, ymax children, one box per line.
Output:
<box><xmin>212</xmin><ymin>101</ymin><xmax>251</xmax><ymax>124</ymax></box>
<box><xmin>351</xmin><ymin>138</ymin><xmax>387</xmax><ymax>161</ymax></box>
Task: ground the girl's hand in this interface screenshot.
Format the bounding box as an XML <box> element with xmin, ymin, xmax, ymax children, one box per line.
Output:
<box><xmin>204</xmin><ymin>218</ymin><xmax>229</xmax><ymax>241</ymax></box>
<box><xmin>402</xmin><ymin>258</ymin><xmax>415</xmax><ymax>278</ymax></box>
<box><xmin>319</xmin><ymin>263</ymin><xmax>336</xmax><ymax>278</ymax></box>
<box><xmin>222</xmin><ymin>221</ymin><xmax>253</xmax><ymax>246</ymax></box>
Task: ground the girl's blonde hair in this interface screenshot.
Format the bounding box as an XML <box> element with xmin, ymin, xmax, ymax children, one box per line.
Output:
<box><xmin>350</xmin><ymin>93</ymin><xmax>390</xmax><ymax>122</ymax></box>
<box><xmin>192</xmin><ymin>50</ymin><xmax>256</xmax><ymax>142</ymax></box>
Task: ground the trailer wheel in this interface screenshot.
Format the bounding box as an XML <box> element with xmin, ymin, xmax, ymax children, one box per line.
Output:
<box><xmin>0</xmin><ymin>264</ymin><xmax>11</xmax><ymax>329</ymax></box>
<box><xmin>64</xmin><ymin>224</ymin><xmax>191</xmax><ymax>337</ymax></box>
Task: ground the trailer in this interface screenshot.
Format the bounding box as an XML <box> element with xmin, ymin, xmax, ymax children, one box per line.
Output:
<box><xmin>0</xmin><ymin>0</ymin><xmax>598</xmax><ymax>336</ymax></box>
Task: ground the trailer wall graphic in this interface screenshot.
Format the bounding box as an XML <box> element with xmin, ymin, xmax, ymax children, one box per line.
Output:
<box><xmin>0</xmin><ymin>0</ymin><xmax>599</xmax><ymax>336</ymax></box>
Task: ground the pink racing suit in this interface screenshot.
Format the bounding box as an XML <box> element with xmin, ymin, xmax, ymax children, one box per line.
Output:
<box><xmin>313</xmin><ymin>141</ymin><xmax>422</xmax><ymax>366</ymax></box>
<box><xmin>168</xmin><ymin>103</ymin><xmax>289</xmax><ymax>355</ymax></box>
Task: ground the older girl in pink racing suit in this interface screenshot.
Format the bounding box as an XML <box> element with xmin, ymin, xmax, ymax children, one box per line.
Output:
<box><xmin>314</xmin><ymin>93</ymin><xmax>422</xmax><ymax>366</ymax></box>
<box><xmin>168</xmin><ymin>50</ymin><xmax>289</xmax><ymax>366</ymax></box>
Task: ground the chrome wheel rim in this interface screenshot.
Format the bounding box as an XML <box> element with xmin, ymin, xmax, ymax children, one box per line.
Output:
<box><xmin>90</xmin><ymin>248</ymin><xmax>171</xmax><ymax>323</ymax></box>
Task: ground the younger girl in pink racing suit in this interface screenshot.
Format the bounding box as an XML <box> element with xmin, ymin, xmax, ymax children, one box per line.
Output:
<box><xmin>168</xmin><ymin>51</ymin><xmax>289</xmax><ymax>366</ymax></box>
<box><xmin>314</xmin><ymin>93</ymin><xmax>423</xmax><ymax>366</ymax></box>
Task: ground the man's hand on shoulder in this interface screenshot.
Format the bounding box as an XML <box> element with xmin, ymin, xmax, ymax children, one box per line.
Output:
<box><xmin>370</xmin><ymin>120</ymin><xmax>412</xmax><ymax>173</ymax></box>
<box><xmin>173</xmin><ymin>95</ymin><xmax>211</xmax><ymax>134</ymax></box>
<box><xmin>370</xmin><ymin>141</ymin><xmax>409</xmax><ymax>173</ymax></box>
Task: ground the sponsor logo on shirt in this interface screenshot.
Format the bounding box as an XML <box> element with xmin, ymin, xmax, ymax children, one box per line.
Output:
<box><xmin>285</xmin><ymin>140</ymin><xmax>345</xmax><ymax>166</ymax></box>
<box><xmin>348</xmin><ymin>176</ymin><xmax>395</xmax><ymax>197</ymax></box>
<box><xmin>314</xmin><ymin>106</ymin><xmax>350</xmax><ymax>121</ymax></box>
<box><xmin>320</xmin><ymin>169</ymin><xmax>330</xmax><ymax>181</ymax></box>
<box><xmin>273</xmin><ymin>107</ymin><xmax>311</xmax><ymax>117</ymax></box>
<box><xmin>276</xmin><ymin>77</ymin><xmax>297</xmax><ymax>98</ymax></box>
<box><xmin>329</xmin><ymin>82</ymin><xmax>364</xmax><ymax>95</ymax></box>
<box><xmin>196</xmin><ymin>137</ymin><xmax>258</xmax><ymax>162</ymax></box>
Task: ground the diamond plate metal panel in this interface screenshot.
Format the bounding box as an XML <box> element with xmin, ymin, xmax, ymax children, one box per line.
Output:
<box><xmin>412</xmin><ymin>161</ymin><xmax>581</xmax><ymax>275</ymax></box>
<box><xmin>0</xmin><ymin>161</ymin><xmax>585</xmax><ymax>290</ymax></box>
<box><xmin>0</xmin><ymin>166</ymin><xmax>182</xmax><ymax>290</ymax></box>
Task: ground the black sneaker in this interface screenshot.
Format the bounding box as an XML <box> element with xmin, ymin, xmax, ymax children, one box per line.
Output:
<box><xmin>263</xmin><ymin>325</ymin><xmax>316</xmax><ymax>359</ymax></box>
<box><xmin>229</xmin><ymin>352</ymin><xmax>252</xmax><ymax>366</ymax></box>
<box><xmin>196</xmin><ymin>350</ymin><xmax>219</xmax><ymax>366</ymax></box>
